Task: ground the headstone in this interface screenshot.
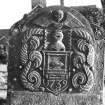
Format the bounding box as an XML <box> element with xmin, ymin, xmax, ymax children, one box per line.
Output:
<box><xmin>8</xmin><ymin>1</ymin><xmax>105</xmax><ymax>105</ymax></box>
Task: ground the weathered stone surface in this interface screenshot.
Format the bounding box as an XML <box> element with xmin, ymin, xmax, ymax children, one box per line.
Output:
<box><xmin>8</xmin><ymin>3</ymin><xmax>104</xmax><ymax>105</ymax></box>
<box><xmin>9</xmin><ymin>6</ymin><xmax>96</xmax><ymax>93</ymax></box>
<box><xmin>10</xmin><ymin>91</ymin><xmax>102</xmax><ymax>105</ymax></box>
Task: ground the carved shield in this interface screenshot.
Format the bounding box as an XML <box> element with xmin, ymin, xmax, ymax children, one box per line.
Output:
<box><xmin>43</xmin><ymin>51</ymin><xmax>70</xmax><ymax>95</ymax></box>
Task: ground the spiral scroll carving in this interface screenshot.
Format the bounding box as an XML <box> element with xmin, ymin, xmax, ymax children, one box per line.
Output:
<box><xmin>73</xmin><ymin>29</ymin><xmax>92</xmax><ymax>42</ymax></box>
<box><xmin>21</xmin><ymin>61</ymin><xmax>41</xmax><ymax>90</ymax></box>
<box><xmin>81</xmin><ymin>65</ymin><xmax>94</xmax><ymax>91</ymax></box>
<box><xmin>71</xmin><ymin>28</ymin><xmax>95</xmax><ymax>92</ymax></box>
<box><xmin>27</xmin><ymin>71</ymin><xmax>41</xmax><ymax>89</ymax></box>
<box><xmin>20</xmin><ymin>29</ymin><xmax>42</xmax><ymax>90</ymax></box>
<box><xmin>72</xmin><ymin>65</ymin><xmax>94</xmax><ymax>92</ymax></box>
<box><xmin>29</xmin><ymin>51</ymin><xmax>42</xmax><ymax>68</ymax></box>
<box><xmin>72</xmin><ymin>72</ymin><xmax>87</xmax><ymax>89</ymax></box>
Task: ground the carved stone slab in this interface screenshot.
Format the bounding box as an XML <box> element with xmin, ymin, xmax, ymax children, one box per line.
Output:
<box><xmin>8</xmin><ymin>5</ymin><xmax>104</xmax><ymax>105</ymax></box>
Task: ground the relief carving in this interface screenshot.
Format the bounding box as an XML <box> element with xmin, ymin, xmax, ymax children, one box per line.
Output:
<box><xmin>71</xmin><ymin>28</ymin><xmax>95</xmax><ymax>92</ymax></box>
<box><xmin>10</xmin><ymin>6</ymin><xmax>96</xmax><ymax>96</ymax></box>
<box><xmin>20</xmin><ymin>28</ymin><xmax>43</xmax><ymax>90</ymax></box>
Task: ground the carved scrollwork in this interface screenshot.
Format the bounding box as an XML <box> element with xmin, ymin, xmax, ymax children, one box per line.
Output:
<box><xmin>71</xmin><ymin>27</ymin><xmax>95</xmax><ymax>92</ymax></box>
<box><xmin>20</xmin><ymin>28</ymin><xmax>43</xmax><ymax>90</ymax></box>
<box><xmin>29</xmin><ymin>36</ymin><xmax>40</xmax><ymax>50</ymax></box>
<box><xmin>73</xmin><ymin>54</ymin><xmax>86</xmax><ymax>69</ymax></box>
<box><xmin>27</xmin><ymin>71</ymin><xmax>41</xmax><ymax>88</ymax></box>
<box><xmin>21</xmin><ymin>61</ymin><xmax>41</xmax><ymax>90</ymax></box>
<box><xmin>77</xmin><ymin>39</ymin><xmax>88</xmax><ymax>52</ymax></box>
<box><xmin>29</xmin><ymin>51</ymin><xmax>42</xmax><ymax>68</ymax></box>
<box><xmin>81</xmin><ymin>65</ymin><xmax>94</xmax><ymax>91</ymax></box>
<box><xmin>72</xmin><ymin>64</ymin><xmax>94</xmax><ymax>92</ymax></box>
<box><xmin>72</xmin><ymin>72</ymin><xmax>87</xmax><ymax>89</ymax></box>
<box><xmin>20</xmin><ymin>37</ymin><xmax>41</xmax><ymax>66</ymax></box>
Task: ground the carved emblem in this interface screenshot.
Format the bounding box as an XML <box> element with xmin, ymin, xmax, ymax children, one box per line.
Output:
<box><xmin>43</xmin><ymin>51</ymin><xmax>70</xmax><ymax>95</ymax></box>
